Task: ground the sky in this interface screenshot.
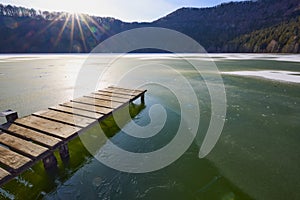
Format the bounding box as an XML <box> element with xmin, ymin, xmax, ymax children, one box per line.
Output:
<box><xmin>0</xmin><ymin>0</ymin><xmax>248</xmax><ymax>22</ymax></box>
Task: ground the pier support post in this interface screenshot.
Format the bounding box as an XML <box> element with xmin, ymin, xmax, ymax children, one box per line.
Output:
<box><xmin>141</xmin><ymin>94</ymin><xmax>145</xmax><ymax>104</ymax></box>
<box><xmin>0</xmin><ymin>110</ymin><xmax>18</xmax><ymax>123</ymax></box>
<box><xmin>59</xmin><ymin>143</ymin><xmax>70</xmax><ymax>160</ymax></box>
<box><xmin>42</xmin><ymin>153</ymin><xmax>58</xmax><ymax>169</ymax></box>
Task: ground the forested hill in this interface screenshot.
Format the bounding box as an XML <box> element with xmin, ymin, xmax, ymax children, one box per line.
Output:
<box><xmin>0</xmin><ymin>0</ymin><xmax>299</xmax><ymax>53</ymax></box>
<box><xmin>227</xmin><ymin>16</ymin><xmax>300</xmax><ymax>53</ymax></box>
<box><xmin>152</xmin><ymin>0</ymin><xmax>300</xmax><ymax>52</ymax></box>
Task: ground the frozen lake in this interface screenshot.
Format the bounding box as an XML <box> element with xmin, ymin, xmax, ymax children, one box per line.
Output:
<box><xmin>0</xmin><ymin>54</ymin><xmax>299</xmax><ymax>200</ymax></box>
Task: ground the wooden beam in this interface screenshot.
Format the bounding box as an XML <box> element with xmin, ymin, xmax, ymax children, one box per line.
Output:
<box><xmin>15</xmin><ymin>116</ymin><xmax>80</xmax><ymax>139</ymax></box>
<box><xmin>33</xmin><ymin>109</ymin><xmax>95</xmax><ymax>128</ymax></box>
<box><xmin>84</xmin><ymin>94</ymin><xmax>129</xmax><ymax>103</ymax></box>
<box><xmin>5</xmin><ymin>124</ymin><xmax>61</xmax><ymax>148</ymax></box>
<box><xmin>72</xmin><ymin>97</ymin><xmax>123</xmax><ymax>109</ymax></box>
<box><xmin>100</xmin><ymin>88</ymin><xmax>138</xmax><ymax>96</ymax></box>
<box><xmin>0</xmin><ymin>133</ymin><xmax>48</xmax><ymax>158</ymax></box>
<box><xmin>0</xmin><ymin>146</ymin><xmax>31</xmax><ymax>172</ymax></box>
<box><xmin>49</xmin><ymin>105</ymin><xmax>103</xmax><ymax>119</ymax></box>
<box><xmin>93</xmin><ymin>91</ymin><xmax>132</xmax><ymax>100</ymax></box>
<box><xmin>108</xmin><ymin>86</ymin><xmax>144</xmax><ymax>93</ymax></box>
<box><xmin>0</xmin><ymin>167</ymin><xmax>11</xmax><ymax>183</ymax></box>
<box><xmin>61</xmin><ymin>102</ymin><xmax>113</xmax><ymax>115</ymax></box>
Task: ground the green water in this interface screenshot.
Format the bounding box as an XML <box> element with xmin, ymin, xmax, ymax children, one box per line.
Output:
<box><xmin>0</xmin><ymin>54</ymin><xmax>299</xmax><ymax>200</ymax></box>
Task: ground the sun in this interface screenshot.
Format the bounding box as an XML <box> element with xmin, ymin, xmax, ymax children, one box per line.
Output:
<box><xmin>37</xmin><ymin>7</ymin><xmax>107</xmax><ymax>53</ymax></box>
<box><xmin>59</xmin><ymin>0</ymin><xmax>83</xmax><ymax>14</ymax></box>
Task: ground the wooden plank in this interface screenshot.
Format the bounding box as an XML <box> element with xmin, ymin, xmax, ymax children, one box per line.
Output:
<box><xmin>61</xmin><ymin>102</ymin><xmax>113</xmax><ymax>115</ymax></box>
<box><xmin>100</xmin><ymin>88</ymin><xmax>137</xmax><ymax>97</ymax></box>
<box><xmin>0</xmin><ymin>133</ymin><xmax>48</xmax><ymax>158</ymax></box>
<box><xmin>105</xmin><ymin>87</ymin><xmax>143</xmax><ymax>96</ymax></box>
<box><xmin>108</xmin><ymin>86</ymin><xmax>144</xmax><ymax>93</ymax></box>
<box><xmin>0</xmin><ymin>146</ymin><xmax>31</xmax><ymax>171</ymax></box>
<box><xmin>49</xmin><ymin>105</ymin><xmax>103</xmax><ymax>119</ymax></box>
<box><xmin>85</xmin><ymin>93</ymin><xmax>129</xmax><ymax>103</ymax></box>
<box><xmin>7</xmin><ymin>124</ymin><xmax>61</xmax><ymax>148</ymax></box>
<box><xmin>72</xmin><ymin>97</ymin><xmax>123</xmax><ymax>109</ymax></box>
<box><xmin>33</xmin><ymin>109</ymin><xmax>95</xmax><ymax>128</ymax></box>
<box><xmin>15</xmin><ymin>116</ymin><xmax>80</xmax><ymax>139</ymax></box>
<box><xmin>94</xmin><ymin>91</ymin><xmax>133</xmax><ymax>100</ymax></box>
<box><xmin>0</xmin><ymin>167</ymin><xmax>10</xmax><ymax>181</ymax></box>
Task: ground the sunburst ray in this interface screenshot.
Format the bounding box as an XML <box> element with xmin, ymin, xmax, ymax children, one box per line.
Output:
<box><xmin>54</xmin><ymin>13</ymin><xmax>71</xmax><ymax>48</ymax></box>
<box><xmin>75</xmin><ymin>13</ymin><xmax>88</xmax><ymax>52</ymax></box>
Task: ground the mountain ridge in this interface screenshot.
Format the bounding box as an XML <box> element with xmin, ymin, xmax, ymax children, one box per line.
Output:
<box><xmin>0</xmin><ymin>0</ymin><xmax>299</xmax><ymax>53</ymax></box>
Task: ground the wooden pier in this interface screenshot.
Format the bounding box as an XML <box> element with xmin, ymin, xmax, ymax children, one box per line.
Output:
<box><xmin>0</xmin><ymin>86</ymin><xmax>146</xmax><ymax>186</ymax></box>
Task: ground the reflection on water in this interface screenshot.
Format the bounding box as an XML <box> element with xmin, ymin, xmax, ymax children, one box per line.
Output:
<box><xmin>0</xmin><ymin>54</ymin><xmax>299</xmax><ymax>200</ymax></box>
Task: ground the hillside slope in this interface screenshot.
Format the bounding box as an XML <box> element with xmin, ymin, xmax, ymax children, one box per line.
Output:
<box><xmin>0</xmin><ymin>0</ymin><xmax>299</xmax><ymax>53</ymax></box>
<box><xmin>227</xmin><ymin>16</ymin><xmax>300</xmax><ymax>53</ymax></box>
<box><xmin>152</xmin><ymin>0</ymin><xmax>300</xmax><ymax>52</ymax></box>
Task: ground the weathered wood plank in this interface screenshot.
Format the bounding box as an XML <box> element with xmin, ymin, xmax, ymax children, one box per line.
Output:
<box><xmin>108</xmin><ymin>86</ymin><xmax>144</xmax><ymax>93</ymax></box>
<box><xmin>7</xmin><ymin>124</ymin><xmax>61</xmax><ymax>148</ymax></box>
<box><xmin>85</xmin><ymin>93</ymin><xmax>129</xmax><ymax>103</ymax></box>
<box><xmin>33</xmin><ymin>110</ymin><xmax>95</xmax><ymax>128</ymax></box>
<box><xmin>0</xmin><ymin>146</ymin><xmax>31</xmax><ymax>171</ymax></box>
<box><xmin>0</xmin><ymin>167</ymin><xmax>10</xmax><ymax>181</ymax></box>
<box><xmin>15</xmin><ymin>116</ymin><xmax>80</xmax><ymax>139</ymax></box>
<box><xmin>49</xmin><ymin>105</ymin><xmax>103</xmax><ymax>119</ymax></box>
<box><xmin>100</xmin><ymin>88</ymin><xmax>137</xmax><ymax>97</ymax></box>
<box><xmin>0</xmin><ymin>133</ymin><xmax>48</xmax><ymax>158</ymax></box>
<box><xmin>61</xmin><ymin>102</ymin><xmax>113</xmax><ymax>115</ymax></box>
<box><xmin>105</xmin><ymin>87</ymin><xmax>143</xmax><ymax>96</ymax></box>
<box><xmin>72</xmin><ymin>97</ymin><xmax>123</xmax><ymax>109</ymax></box>
<box><xmin>94</xmin><ymin>91</ymin><xmax>133</xmax><ymax>100</ymax></box>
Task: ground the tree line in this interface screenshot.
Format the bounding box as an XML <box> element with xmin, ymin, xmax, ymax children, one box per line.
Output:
<box><xmin>0</xmin><ymin>1</ymin><xmax>299</xmax><ymax>53</ymax></box>
<box><xmin>0</xmin><ymin>4</ymin><xmax>65</xmax><ymax>20</ymax></box>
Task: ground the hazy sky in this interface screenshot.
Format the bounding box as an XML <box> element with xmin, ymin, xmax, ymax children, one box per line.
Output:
<box><xmin>1</xmin><ymin>0</ymin><xmax>248</xmax><ymax>22</ymax></box>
